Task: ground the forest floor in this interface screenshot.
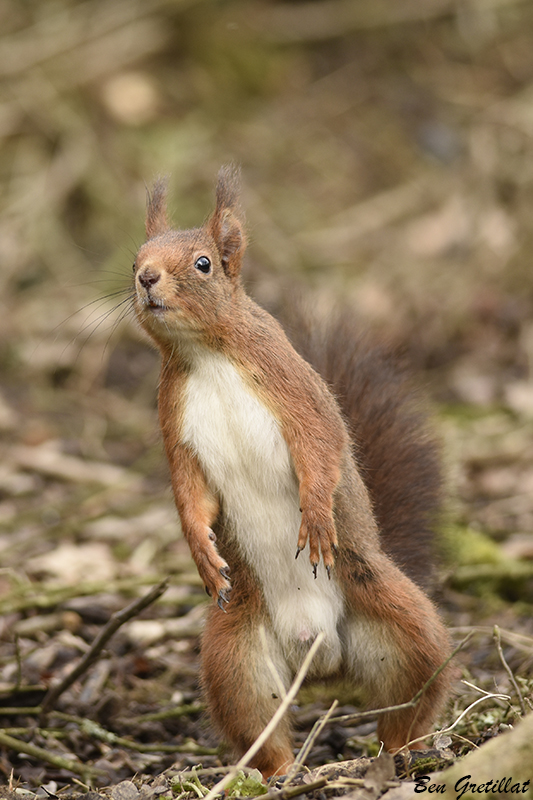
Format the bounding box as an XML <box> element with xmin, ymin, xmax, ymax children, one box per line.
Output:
<box><xmin>2</xmin><ymin>0</ymin><xmax>533</xmax><ymax>796</ymax></box>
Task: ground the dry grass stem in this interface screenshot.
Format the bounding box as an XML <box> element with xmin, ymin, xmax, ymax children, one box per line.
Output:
<box><xmin>404</xmin><ymin>691</ymin><xmax>511</xmax><ymax>751</ymax></box>
<box><xmin>285</xmin><ymin>699</ymin><xmax>339</xmax><ymax>781</ymax></box>
<box><xmin>260</xmin><ymin>625</ymin><xmax>289</xmax><ymax>701</ymax></box>
<box><xmin>493</xmin><ymin>625</ymin><xmax>527</xmax><ymax>716</ymax></box>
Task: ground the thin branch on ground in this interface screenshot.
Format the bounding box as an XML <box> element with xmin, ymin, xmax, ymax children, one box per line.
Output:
<box><xmin>0</xmin><ymin>707</ymin><xmax>43</xmax><ymax>716</ymax></box>
<box><xmin>0</xmin><ymin>730</ymin><xmax>101</xmax><ymax>781</ymax></box>
<box><xmin>264</xmin><ymin>777</ymin><xmax>330</xmax><ymax>799</ymax></box>
<box><xmin>40</xmin><ymin>578</ymin><xmax>169</xmax><ymax>716</ymax></box>
<box><xmin>328</xmin><ymin>632</ymin><xmax>474</xmax><ymax>727</ymax></box>
<box><xmin>48</xmin><ymin>713</ymin><xmax>217</xmax><ymax>755</ymax></box>
<box><xmin>127</xmin><ymin>703</ymin><xmax>205</xmax><ymax>723</ymax></box>
<box><xmin>0</xmin><ymin>573</ymin><xmax>195</xmax><ymax>616</ymax></box>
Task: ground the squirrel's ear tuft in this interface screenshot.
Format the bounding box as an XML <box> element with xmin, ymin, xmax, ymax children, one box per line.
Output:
<box><xmin>146</xmin><ymin>177</ymin><xmax>169</xmax><ymax>239</ymax></box>
<box><xmin>208</xmin><ymin>165</ymin><xmax>247</xmax><ymax>280</ymax></box>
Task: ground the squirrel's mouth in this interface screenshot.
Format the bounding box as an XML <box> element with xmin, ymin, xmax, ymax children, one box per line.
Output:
<box><xmin>141</xmin><ymin>295</ymin><xmax>168</xmax><ymax>313</ymax></box>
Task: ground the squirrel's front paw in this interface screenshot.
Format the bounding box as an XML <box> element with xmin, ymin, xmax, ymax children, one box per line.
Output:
<box><xmin>205</xmin><ymin>575</ymin><xmax>232</xmax><ymax>611</ymax></box>
<box><xmin>296</xmin><ymin>511</ymin><xmax>337</xmax><ymax>578</ymax></box>
<box><xmin>196</xmin><ymin>535</ymin><xmax>232</xmax><ymax>610</ymax></box>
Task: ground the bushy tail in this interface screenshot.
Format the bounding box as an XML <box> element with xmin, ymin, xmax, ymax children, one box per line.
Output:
<box><xmin>284</xmin><ymin>305</ymin><xmax>442</xmax><ymax>591</ymax></box>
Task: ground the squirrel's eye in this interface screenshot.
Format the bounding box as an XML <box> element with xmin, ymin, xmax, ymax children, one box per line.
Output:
<box><xmin>194</xmin><ymin>256</ymin><xmax>211</xmax><ymax>274</ymax></box>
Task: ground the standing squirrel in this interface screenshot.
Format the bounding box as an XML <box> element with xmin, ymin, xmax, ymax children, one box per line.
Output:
<box><xmin>132</xmin><ymin>166</ymin><xmax>452</xmax><ymax>777</ymax></box>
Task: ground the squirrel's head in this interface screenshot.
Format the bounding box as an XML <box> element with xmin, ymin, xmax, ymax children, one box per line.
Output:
<box><xmin>133</xmin><ymin>165</ymin><xmax>247</xmax><ymax>347</ymax></box>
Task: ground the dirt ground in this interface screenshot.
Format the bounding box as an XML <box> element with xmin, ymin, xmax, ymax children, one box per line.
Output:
<box><xmin>1</xmin><ymin>0</ymin><xmax>533</xmax><ymax>795</ymax></box>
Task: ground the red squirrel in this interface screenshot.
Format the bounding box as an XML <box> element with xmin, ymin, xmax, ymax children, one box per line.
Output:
<box><xmin>132</xmin><ymin>166</ymin><xmax>452</xmax><ymax>776</ymax></box>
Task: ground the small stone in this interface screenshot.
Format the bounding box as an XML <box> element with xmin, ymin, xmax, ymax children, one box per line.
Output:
<box><xmin>111</xmin><ymin>781</ymin><xmax>139</xmax><ymax>800</ymax></box>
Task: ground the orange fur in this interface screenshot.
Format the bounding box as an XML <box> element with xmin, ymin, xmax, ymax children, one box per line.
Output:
<box><xmin>132</xmin><ymin>166</ymin><xmax>453</xmax><ymax>775</ymax></box>
<box><xmin>201</xmin><ymin>565</ymin><xmax>294</xmax><ymax>777</ymax></box>
<box><xmin>157</xmin><ymin>360</ymin><xmax>229</xmax><ymax>600</ymax></box>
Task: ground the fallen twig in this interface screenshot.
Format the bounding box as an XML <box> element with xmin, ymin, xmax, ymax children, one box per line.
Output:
<box><xmin>0</xmin><ymin>729</ymin><xmax>100</xmax><ymax>781</ymax></box>
<box><xmin>0</xmin><ymin>573</ymin><xmax>199</xmax><ymax>616</ymax></box>
<box><xmin>0</xmin><ymin>706</ymin><xmax>43</xmax><ymax>716</ymax></box>
<box><xmin>266</xmin><ymin>777</ymin><xmax>329</xmax><ymax>799</ymax></box>
<box><xmin>126</xmin><ymin>703</ymin><xmax>205</xmax><ymax>723</ymax></box>
<box><xmin>328</xmin><ymin>632</ymin><xmax>473</xmax><ymax>727</ymax></box>
<box><xmin>40</xmin><ymin>578</ymin><xmax>169</xmax><ymax>716</ymax></box>
<box><xmin>71</xmin><ymin>717</ymin><xmax>217</xmax><ymax>755</ymax></box>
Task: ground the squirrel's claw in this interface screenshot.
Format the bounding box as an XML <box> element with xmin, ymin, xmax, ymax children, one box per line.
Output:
<box><xmin>217</xmin><ymin>587</ymin><xmax>231</xmax><ymax>612</ymax></box>
<box><xmin>197</xmin><ymin>548</ymin><xmax>231</xmax><ymax>608</ymax></box>
<box><xmin>298</xmin><ymin>510</ymin><xmax>338</xmax><ymax>576</ymax></box>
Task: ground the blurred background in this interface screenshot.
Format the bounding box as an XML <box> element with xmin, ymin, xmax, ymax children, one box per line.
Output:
<box><xmin>2</xmin><ymin>0</ymin><xmax>533</xmax><ymax>783</ymax></box>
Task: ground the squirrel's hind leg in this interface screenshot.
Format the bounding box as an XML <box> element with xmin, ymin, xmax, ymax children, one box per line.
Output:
<box><xmin>200</xmin><ymin>599</ymin><xmax>294</xmax><ymax>778</ymax></box>
<box><xmin>339</xmin><ymin>552</ymin><xmax>452</xmax><ymax>752</ymax></box>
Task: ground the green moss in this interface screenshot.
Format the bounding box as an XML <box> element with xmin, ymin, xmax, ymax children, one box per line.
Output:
<box><xmin>442</xmin><ymin>526</ymin><xmax>533</xmax><ymax>605</ymax></box>
<box><xmin>442</xmin><ymin>525</ymin><xmax>504</xmax><ymax>567</ymax></box>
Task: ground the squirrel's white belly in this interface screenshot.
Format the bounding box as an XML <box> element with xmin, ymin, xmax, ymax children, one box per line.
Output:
<box><xmin>181</xmin><ymin>347</ymin><xmax>344</xmax><ymax>675</ymax></box>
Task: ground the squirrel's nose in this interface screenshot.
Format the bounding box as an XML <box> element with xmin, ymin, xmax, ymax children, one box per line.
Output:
<box><xmin>138</xmin><ymin>267</ymin><xmax>161</xmax><ymax>288</ymax></box>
